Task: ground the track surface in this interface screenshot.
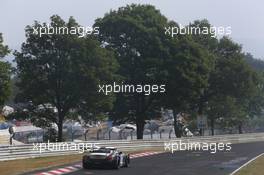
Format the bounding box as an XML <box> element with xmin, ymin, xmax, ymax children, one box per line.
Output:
<box><xmin>30</xmin><ymin>141</ymin><xmax>264</xmax><ymax>175</ymax></box>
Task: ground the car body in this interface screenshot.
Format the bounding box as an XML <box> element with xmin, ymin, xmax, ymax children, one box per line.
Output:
<box><xmin>82</xmin><ymin>147</ymin><xmax>130</xmax><ymax>169</ymax></box>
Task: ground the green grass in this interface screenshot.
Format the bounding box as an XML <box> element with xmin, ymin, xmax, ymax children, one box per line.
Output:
<box><xmin>0</xmin><ymin>154</ymin><xmax>82</xmax><ymax>175</ymax></box>
<box><xmin>234</xmin><ymin>155</ymin><xmax>264</xmax><ymax>175</ymax></box>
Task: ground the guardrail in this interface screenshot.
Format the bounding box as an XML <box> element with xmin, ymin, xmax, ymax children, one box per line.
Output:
<box><xmin>1</xmin><ymin>132</ymin><xmax>264</xmax><ymax>161</ymax></box>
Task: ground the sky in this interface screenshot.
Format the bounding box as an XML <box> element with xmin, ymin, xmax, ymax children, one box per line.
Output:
<box><xmin>1</xmin><ymin>0</ymin><xmax>264</xmax><ymax>62</ymax></box>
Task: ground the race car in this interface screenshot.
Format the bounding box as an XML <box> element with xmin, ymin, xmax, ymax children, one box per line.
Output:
<box><xmin>82</xmin><ymin>147</ymin><xmax>130</xmax><ymax>169</ymax></box>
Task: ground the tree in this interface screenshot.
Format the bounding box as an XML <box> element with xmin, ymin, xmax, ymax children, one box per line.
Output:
<box><xmin>95</xmin><ymin>5</ymin><xmax>216</xmax><ymax>138</ymax></box>
<box><xmin>186</xmin><ymin>20</ymin><xmax>261</xmax><ymax>135</ymax></box>
<box><xmin>162</xmin><ymin>21</ymin><xmax>215</xmax><ymax>137</ymax></box>
<box><xmin>135</xmin><ymin>19</ymin><xmax>217</xmax><ymax>137</ymax></box>
<box><xmin>206</xmin><ymin>95</ymin><xmax>246</xmax><ymax>135</ymax></box>
<box><xmin>244</xmin><ymin>53</ymin><xmax>264</xmax><ymax>71</ymax></box>
<box><xmin>200</xmin><ymin>37</ymin><xmax>259</xmax><ymax>135</ymax></box>
<box><xmin>243</xmin><ymin>54</ymin><xmax>264</xmax><ymax>129</ymax></box>
<box><xmin>95</xmin><ymin>4</ymin><xmax>171</xmax><ymax>139</ymax></box>
<box><xmin>14</xmin><ymin>15</ymin><xmax>118</xmax><ymax>141</ymax></box>
<box><xmin>0</xmin><ymin>33</ymin><xmax>11</xmax><ymax>107</ymax></box>
<box><xmin>209</xmin><ymin>37</ymin><xmax>259</xmax><ymax>134</ymax></box>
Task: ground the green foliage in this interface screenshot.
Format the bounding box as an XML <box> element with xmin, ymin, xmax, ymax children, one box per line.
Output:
<box><xmin>0</xmin><ymin>33</ymin><xmax>11</xmax><ymax>106</ymax></box>
<box><xmin>194</xmin><ymin>34</ymin><xmax>260</xmax><ymax>133</ymax></box>
<box><xmin>243</xmin><ymin>53</ymin><xmax>264</xmax><ymax>118</ymax></box>
<box><xmin>14</xmin><ymin>15</ymin><xmax>118</xmax><ymax>141</ymax></box>
<box><xmin>163</xmin><ymin>20</ymin><xmax>215</xmax><ymax>137</ymax></box>
<box><xmin>0</xmin><ymin>33</ymin><xmax>9</xmax><ymax>58</ymax></box>
<box><xmin>244</xmin><ymin>53</ymin><xmax>264</xmax><ymax>71</ymax></box>
<box><xmin>95</xmin><ymin>4</ymin><xmax>171</xmax><ymax>138</ymax></box>
<box><xmin>188</xmin><ymin>19</ymin><xmax>219</xmax><ymax>51</ymax></box>
<box><xmin>163</xmin><ymin>37</ymin><xmax>214</xmax><ymax>111</ymax></box>
<box><xmin>185</xmin><ymin>20</ymin><xmax>261</xmax><ymax>134</ymax></box>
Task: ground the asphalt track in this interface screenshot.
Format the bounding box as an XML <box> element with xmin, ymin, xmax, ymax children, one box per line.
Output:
<box><xmin>30</xmin><ymin>141</ymin><xmax>264</xmax><ymax>175</ymax></box>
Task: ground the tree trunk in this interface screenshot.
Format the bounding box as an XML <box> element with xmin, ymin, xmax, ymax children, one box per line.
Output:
<box><xmin>135</xmin><ymin>94</ymin><xmax>146</xmax><ymax>140</ymax></box>
<box><xmin>173</xmin><ymin>111</ymin><xmax>182</xmax><ymax>138</ymax></box>
<box><xmin>136</xmin><ymin>117</ymin><xmax>145</xmax><ymax>139</ymax></box>
<box><xmin>57</xmin><ymin>112</ymin><xmax>64</xmax><ymax>142</ymax></box>
<box><xmin>210</xmin><ymin>118</ymin><xmax>215</xmax><ymax>136</ymax></box>
<box><xmin>238</xmin><ymin>124</ymin><xmax>242</xmax><ymax>134</ymax></box>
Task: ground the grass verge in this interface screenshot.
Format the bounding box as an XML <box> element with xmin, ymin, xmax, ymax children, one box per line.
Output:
<box><xmin>0</xmin><ymin>154</ymin><xmax>82</xmax><ymax>175</ymax></box>
<box><xmin>234</xmin><ymin>155</ymin><xmax>264</xmax><ymax>175</ymax></box>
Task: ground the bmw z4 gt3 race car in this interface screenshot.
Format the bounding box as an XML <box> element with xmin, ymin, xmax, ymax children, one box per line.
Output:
<box><xmin>82</xmin><ymin>147</ymin><xmax>130</xmax><ymax>169</ymax></box>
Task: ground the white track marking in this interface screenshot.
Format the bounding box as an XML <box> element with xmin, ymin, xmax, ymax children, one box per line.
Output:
<box><xmin>230</xmin><ymin>152</ymin><xmax>264</xmax><ymax>175</ymax></box>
